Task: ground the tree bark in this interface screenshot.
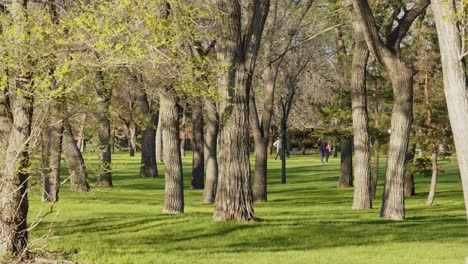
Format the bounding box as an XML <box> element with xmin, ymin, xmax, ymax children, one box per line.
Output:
<box><xmin>140</xmin><ymin>112</ymin><xmax>158</xmax><ymax>178</ymax></box>
<box><xmin>95</xmin><ymin>71</ymin><xmax>112</xmax><ymax>187</ymax></box>
<box><xmin>371</xmin><ymin>56</ymin><xmax>379</xmax><ymax>200</ymax></box>
<box><xmin>251</xmin><ymin>67</ymin><xmax>276</xmax><ymax>201</ymax></box>
<box><xmin>280</xmin><ymin>115</ymin><xmax>287</xmax><ymax>184</ymax></box>
<box><xmin>180</xmin><ymin>107</ymin><xmax>186</xmax><ymax>157</ymax></box>
<box><xmin>426</xmin><ymin>150</ymin><xmax>438</xmax><ymax>206</ymax></box>
<box><xmin>156</xmin><ymin>113</ymin><xmax>163</xmax><ymax>162</ymax></box>
<box><xmin>213</xmin><ymin>0</ymin><xmax>269</xmax><ymax>221</ymax></box>
<box><xmin>160</xmin><ymin>88</ymin><xmax>184</xmax><ymax>214</ymax></box>
<box><xmin>0</xmin><ymin>1</ymin><xmax>32</xmax><ymax>256</ymax></box>
<box><xmin>432</xmin><ymin>0</ymin><xmax>468</xmax><ymax>221</ymax></box>
<box><xmin>351</xmin><ymin>19</ymin><xmax>371</xmax><ymax>209</ymax></box>
<box><xmin>128</xmin><ymin>122</ymin><xmax>136</xmax><ymax>157</ymax></box>
<box><xmin>137</xmin><ymin>86</ymin><xmax>158</xmax><ymax>178</ymax></box>
<box><xmin>0</xmin><ymin>81</ymin><xmax>12</xmax><ymax>165</ymax></box>
<box><xmin>76</xmin><ymin>114</ymin><xmax>86</xmax><ymax>152</ymax></box>
<box><xmin>202</xmin><ymin>98</ymin><xmax>219</xmax><ymax>203</ymax></box>
<box><xmin>0</xmin><ymin>76</ymin><xmax>33</xmax><ymax>257</ymax></box>
<box><xmin>371</xmin><ymin>139</ymin><xmax>379</xmax><ymax>199</ymax></box>
<box><xmin>41</xmin><ymin>103</ymin><xmax>64</xmax><ymax>203</ymax></box>
<box><xmin>191</xmin><ymin>100</ymin><xmax>204</xmax><ymax>189</ymax></box>
<box><xmin>404</xmin><ymin>145</ymin><xmax>416</xmax><ymax>197</ymax></box>
<box><xmin>63</xmin><ymin>118</ymin><xmax>89</xmax><ymax>192</ymax></box>
<box><xmin>338</xmin><ymin>139</ymin><xmax>353</xmax><ymax>188</ymax></box>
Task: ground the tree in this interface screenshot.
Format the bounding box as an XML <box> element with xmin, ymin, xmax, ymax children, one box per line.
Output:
<box><xmin>202</xmin><ymin>96</ymin><xmax>219</xmax><ymax>203</ymax></box>
<box><xmin>351</xmin><ymin>0</ymin><xmax>430</xmax><ymax>220</ymax></box>
<box><xmin>0</xmin><ymin>0</ymin><xmax>33</xmax><ymax>256</ymax></box>
<box><xmin>250</xmin><ymin>0</ymin><xmax>315</xmax><ymax>201</ymax></box>
<box><xmin>63</xmin><ymin>114</ymin><xmax>90</xmax><ymax>192</ymax></box>
<box><xmin>431</xmin><ymin>0</ymin><xmax>468</xmax><ymax>220</ymax></box>
<box><xmin>191</xmin><ymin>99</ymin><xmax>204</xmax><ymax>189</ymax></box>
<box><xmin>136</xmin><ymin>76</ymin><xmax>159</xmax><ymax>178</ymax></box>
<box><xmin>350</xmin><ymin>5</ymin><xmax>371</xmax><ymax>208</ymax></box>
<box><xmin>213</xmin><ymin>0</ymin><xmax>270</xmax><ymax>221</ymax></box>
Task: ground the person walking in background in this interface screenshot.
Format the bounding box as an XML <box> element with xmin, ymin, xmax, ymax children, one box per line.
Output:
<box><xmin>318</xmin><ymin>138</ymin><xmax>327</xmax><ymax>163</ymax></box>
<box><xmin>325</xmin><ymin>141</ymin><xmax>331</xmax><ymax>162</ymax></box>
<box><xmin>274</xmin><ymin>137</ymin><xmax>282</xmax><ymax>160</ymax></box>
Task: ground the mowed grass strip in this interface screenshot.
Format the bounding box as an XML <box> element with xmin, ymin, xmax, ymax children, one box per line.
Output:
<box><xmin>27</xmin><ymin>152</ymin><xmax>468</xmax><ymax>264</ymax></box>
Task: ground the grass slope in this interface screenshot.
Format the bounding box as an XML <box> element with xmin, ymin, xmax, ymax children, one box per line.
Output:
<box><xmin>26</xmin><ymin>152</ymin><xmax>468</xmax><ymax>264</ymax></box>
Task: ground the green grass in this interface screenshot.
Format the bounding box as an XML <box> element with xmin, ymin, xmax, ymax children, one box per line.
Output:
<box><xmin>27</xmin><ymin>152</ymin><xmax>468</xmax><ymax>264</ymax></box>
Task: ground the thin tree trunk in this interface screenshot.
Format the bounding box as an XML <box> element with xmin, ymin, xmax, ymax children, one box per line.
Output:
<box><xmin>180</xmin><ymin>108</ymin><xmax>186</xmax><ymax>157</ymax></box>
<box><xmin>351</xmin><ymin>19</ymin><xmax>371</xmax><ymax>209</ymax></box>
<box><xmin>156</xmin><ymin>113</ymin><xmax>163</xmax><ymax>162</ymax></box>
<box><xmin>161</xmin><ymin>89</ymin><xmax>184</xmax><ymax>214</ymax></box>
<box><xmin>338</xmin><ymin>139</ymin><xmax>353</xmax><ymax>188</ymax></box>
<box><xmin>41</xmin><ymin>103</ymin><xmax>64</xmax><ymax>203</ymax></box>
<box><xmin>251</xmin><ymin>67</ymin><xmax>275</xmax><ymax>201</ymax></box>
<box><xmin>404</xmin><ymin>144</ymin><xmax>416</xmax><ymax>197</ymax></box>
<box><xmin>0</xmin><ymin>88</ymin><xmax>12</xmax><ymax>158</ymax></box>
<box><xmin>76</xmin><ymin>114</ymin><xmax>86</xmax><ymax>152</ymax></box>
<box><xmin>95</xmin><ymin>71</ymin><xmax>112</xmax><ymax>187</ymax></box>
<box><xmin>268</xmin><ymin>126</ymin><xmax>277</xmax><ymax>155</ymax></box>
<box><xmin>191</xmin><ymin>100</ymin><xmax>204</xmax><ymax>189</ymax></box>
<box><xmin>426</xmin><ymin>150</ymin><xmax>438</xmax><ymax>206</ymax></box>
<box><xmin>137</xmin><ymin>84</ymin><xmax>158</xmax><ymax>178</ymax></box>
<box><xmin>140</xmin><ymin>113</ymin><xmax>158</xmax><ymax>178</ymax></box>
<box><xmin>371</xmin><ymin>140</ymin><xmax>379</xmax><ymax>199</ymax></box>
<box><xmin>371</xmin><ymin>56</ymin><xmax>379</xmax><ymax>200</ymax></box>
<box><xmin>128</xmin><ymin>122</ymin><xmax>136</xmax><ymax>157</ymax></box>
<box><xmin>280</xmin><ymin>115</ymin><xmax>287</xmax><ymax>184</ymax></box>
<box><xmin>63</xmin><ymin>118</ymin><xmax>89</xmax><ymax>192</ymax></box>
<box><xmin>202</xmin><ymin>98</ymin><xmax>219</xmax><ymax>203</ymax></box>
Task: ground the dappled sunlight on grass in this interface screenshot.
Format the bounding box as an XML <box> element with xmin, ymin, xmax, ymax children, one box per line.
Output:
<box><xmin>27</xmin><ymin>152</ymin><xmax>468</xmax><ymax>263</ymax></box>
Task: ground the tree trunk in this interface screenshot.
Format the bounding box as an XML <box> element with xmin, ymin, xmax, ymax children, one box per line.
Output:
<box><xmin>351</xmin><ymin>20</ymin><xmax>371</xmax><ymax>209</ymax></box>
<box><xmin>191</xmin><ymin>100</ymin><xmax>204</xmax><ymax>189</ymax></box>
<box><xmin>160</xmin><ymin>89</ymin><xmax>184</xmax><ymax>214</ymax></box>
<box><xmin>280</xmin><ymin>116</ymin><xmax>287</xmax><ymax>184</ymax></box>
<box><xmin>128</xmin><ymin>122</ymin><xmax>136</xmax><ymax>157</ymax></box>
<box><xmin>251</xmin><ymin>67</ymin><xmax>276</xmax><ymax>201</ymax></box>
<box><xmin>41</xmin><ymin>103</ymin><xmax>64</xmax><ymax>203</ymax></box>
<box><xmin>426</xmin><ymin>150</ymin><xmax>438</xmax><ymax>206</ymax></box>
<box><xmin>380</xmin><ymin>64</ymin><xmax>413</xmax><ymax>220</ymax></box>
<box><xmin>0</xmin><ymin>76</ymin><xmax>33</xmax><ymax>257</ymax></box>
<box><xmin>333</xmin><ymin>141</ymin><xmax>338</xmax><ymax>158</ymax></box>
<box><xmin>202</xmin><ymin>98</ymin><xmax>219</xmax><ymax>204</ymax></box>
<box><xmin>370</xmin><ymin>140</ymin><xmax>379</xmax><ymax>197</ymax></box>
<box><xmin>0</xmin><ymin>89</ymin><xmax>12</xmax><ymax>158</ymax></box>
<box><xmin>432</xmin><ymin>0</ymin><xmax>468</xmax><ymax>220</ymax></box>
<box><xmin>180</xmin><ymin>108</ymin><xmax>186</xmax><ymax>157</ymax></box>
<box><xmin>338</xmin><ymin>139</ymin><xmax>353</xmax><ymax>188</ymax></box>
<box><xmin>352</xmin><ymin>0</ymin><xmax>427</xmax><ymax>220</ymax></box>
<box><xmin>76</xmin><ymin>114</ymin><xmax>86</xmax><ymax>152</ymax></box>
<box><xmin>137</xmin><ymin>86</ymin><xmax>158</xmax><ymax>178</ymax></box>
<box><xmin>371</xmin><ymin>56</ymin><xmax>379</xmax><ymax>200</ymax></box>
<box><xmin>156</xmin><ymin>113</ymin><xmax>163</xmax><ymax>162</ymax></box>
<box><xmin>95</xmin><ymin>72</ymin><xmax>112</xmax><ymax>187</ymax></box>
<box><xmin>63</xmin><ymin>118</ymin><xmax>89</xmax><ymax>192</ymax></box>
<box><xmin>213</xmin><ymin>0</ymin><xmax>269</xmax><ymax>221</ymax></box>
<box><xmin>140</xmin><ymin>113</ymin><xmax>158</xmax><ymax>178</ymax></box>
<box><xmin>268</xmin><ymin>126</ymin><xmax>277</xmax><ymax>155</ymax></box>
<box><xmin>404</xmin><ymin>144</ymin><xmax>416</xmax><ymax>197</ymax></box>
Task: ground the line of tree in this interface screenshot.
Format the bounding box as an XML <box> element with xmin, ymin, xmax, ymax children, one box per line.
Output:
<box><xmin>0</xmin><ymin>0</ymin><xmax>467</xmax><ymax>259</ymax></box>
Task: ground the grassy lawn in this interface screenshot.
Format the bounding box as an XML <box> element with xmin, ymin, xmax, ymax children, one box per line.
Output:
<box><xmin>27</xmin><ymin>152</ymin><xmax>468</xmax><ymax>264</ymax></box>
